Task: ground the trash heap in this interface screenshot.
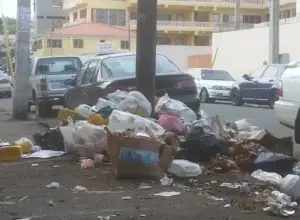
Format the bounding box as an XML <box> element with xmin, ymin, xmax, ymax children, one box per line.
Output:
<box><xmin>1</xmin><ymin>90</ymin><xmax>300</xmax><ymax>217</ymax></box>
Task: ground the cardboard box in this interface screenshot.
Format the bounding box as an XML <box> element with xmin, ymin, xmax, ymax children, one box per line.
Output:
<box><xmin>108</xmin><ymin>131</ymin><xmax>160</xmax><ymax>179</ymax></box>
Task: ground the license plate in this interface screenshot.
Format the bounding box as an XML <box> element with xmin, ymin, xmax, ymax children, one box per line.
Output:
<box><xmin>217</xmin><ymin>93</ymin><xmax>223</xmax><ymax>97</ymax></box>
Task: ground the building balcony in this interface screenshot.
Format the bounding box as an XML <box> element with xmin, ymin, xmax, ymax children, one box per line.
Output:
<box><xmin>127</xmin><ymin>0</ymin><xmax>266</xmax><ymax>9</ymax></box>
<box><xmin>129</xmin><ymin>20</ymin><xmax>254</xmax><ymax>32</ymax></box>
<box><xmin>63</xmin><ymin>0</ymin><xmax>87</xmax><ymax>10</ymax></box>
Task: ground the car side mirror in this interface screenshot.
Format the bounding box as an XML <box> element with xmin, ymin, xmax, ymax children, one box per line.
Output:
<box><xmin>243</xmin><ymin>74</ymin><xmax>250</xmax><ymax>80</ymax></box>
<box><xmin>295</xmin><ymin>117</ymin><xmax>300</xmax><ymax>144</ymax></box>
<box><xmin>64</xmin><ymin>79</ymin><xmax>76</xmax><ymax>86</ymax></box>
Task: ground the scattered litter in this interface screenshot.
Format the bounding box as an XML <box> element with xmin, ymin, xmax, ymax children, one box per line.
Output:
<box><xmin>0</xmin><ymin>201</ymin><xmax>15</xmax><ymax>205</ymax></box>
<box><xmin>207</xmin><ymin>195</ymin><xmax>224</xmax><ymax>201</ymax></box>
<box><xmin>160</xmin><ymin>175</ymin><xmax>173</xmax><ymax>186</ymax></box>
<box><xmin>153</xmin><ymin>191</ymin><xmax>181</xmax><ymax>197</ymax></box>
<box><xmin>47</xmin><ymin>200</ymin><xmax>55</xmax><ymax>206</ymax></box>
<box><xmin>220</xmin><ymin>183</ymin><xmax>241</xmax><ymax>189</ymax></box>
<box><xmin>240</xmin><ymin>183</ymin><xmax>250</xmax><ymax>194</ymax></box>
<box><xmin>73</xmin><ymin>185</ymin><xmax>88</xmax><ymax>192</ymax></box>
<box><xmin>98</xmin><ymin>215</ymin><xmax>117</xmax><ymax>220</ymax></box>
<box><xmin>121</xmin><ymin>196</ymin><xmax>132</xmax><ymax>200</ymax></box>
<box><xmin>140</xmin><ymin>214</ymin><xmax>147</xmax><ymax>217</ymax></box>
<box><xmin>22</xmin><ymin>150</ymin><xmax>65</xmax><ymax>159</ymax></box>
<box><xmin>138</xmin><ymin>184</ymin><xmax>152</xmax><ymax>190</ymax></box>
<box><xmin>167</xmin><ymin>159</ymin><xmax>202</xmax><ymax>178</ymax></box>
<box><xmin>31</xmin><ymin>163</ymin><xmax>38</xmax><ymax>167</ymax></box>
<box><xmin>46</xmin><ymin>182</ymin><xmax>60</xmax><ymax>189</ymax></box>
<box><xmin>81</xmin><ymin>159</ymin><xmax>94</xmax><ymax>169</ymax></box>
<box><xmin>15</xmin><ymin>218</ymin><xmax>32</xmax><ymax>220</ymax></box>
<box><xmin>19</xmin><ymin>196</ymin><xmax>28</xmax><ymax>202</ymax></box>
<box><xmin>53</xmin><ymin>165</ymin><xmax>59</xmax><ymax>168</ymax></box>
<box><xmin>223</xmin><ymin>204</ymin><xmax>231</xmax><ymax>208</ymax></box>
<box><xmin>251</xmin><ymin>169</ymin><xmax>282</xmax><ymax>185</ymax></box>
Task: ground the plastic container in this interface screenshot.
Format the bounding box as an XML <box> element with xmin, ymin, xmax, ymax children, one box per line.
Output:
<box><xmin>0</xmin><ymin>145</ymin><xmax>23</xmax><ymax>161</ymax></box>
<box><xmin>88</xmin><ymin>113</ymin><xmax>108</xmax><ymax>125</ymax></box>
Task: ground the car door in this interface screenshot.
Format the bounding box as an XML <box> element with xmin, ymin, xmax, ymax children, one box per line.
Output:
<box><xmin>65</xmin><ymin>61</ymin><xmax>89</xmax><ymax>109</ymax></box>
<box><xmin>257</xmin><ymin>65</ymin><xmax>279</xmax><ymax>99</ymax></box>
<box><xmin>240</xmin><ymin>66</ymin><xmax>266</xmax><ymax>99</ymax></box>
<box><xmin>80</xmin><ymin>60</ymin><xmax>99</xmax><ymax>106</ymax></box>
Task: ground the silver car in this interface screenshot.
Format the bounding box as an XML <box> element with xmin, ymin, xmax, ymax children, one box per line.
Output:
<box><xmin>28</xmin><ymin>55</ymin><xmax>94</xmax><ymax>116</ymax></box>
<box><xmin>0</xmin><ymin>71</ymin><xmax>12</xmax><ymax>98</ymax></box>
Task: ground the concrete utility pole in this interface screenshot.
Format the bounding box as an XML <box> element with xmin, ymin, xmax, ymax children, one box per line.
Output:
<box><xmin>13</xmin><ymin>0</ymin><xmax>31</xmax><ymax>120</ymax></box>
<box><xmin>234</xmin><ymin>0</ymin><xmax>241</xmax><ymax>30</ymax></box>
<box><xmin>269</xmin><ymin>0</ymin><xmax>280</xmax><ymax>64</ymax></box>
<box><xmin>135</xmin><ymin>0</ymin><xmax>157</xmax><ymax>108</ymax></box>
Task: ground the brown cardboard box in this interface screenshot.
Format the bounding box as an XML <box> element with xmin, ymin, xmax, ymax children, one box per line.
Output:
<box><xmin>108</xmin><ymin>131</ymin><xmax>160</xmax><ymax>179</ymax></box>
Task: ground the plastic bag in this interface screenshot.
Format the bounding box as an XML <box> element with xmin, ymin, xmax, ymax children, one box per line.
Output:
<box><xmin>251</xmin><ymin>169</ymin><xmax>283</xmax><ymax>185</ymax></box>
<box><xmin>280</xmin><ymin>174</ymin><xmax>300</xmax><ymax>200</ymax></box>
<box><xmin>107</xmin><ymin>90</ymin><xmax>128</xmax><ymax>104</ymax></box>
<box><xmin>235</xmin><ymin>119</ymin><xmax>252</xmax><ymax>131</ymax></box>
<box><xmin>252</xmin><ymin>152</ymin><xmax>296</xmax><ymax>175</ymax></box>
<box><xmin>199</xmin><ymin>110</ymin><xmax>208</xmax><ymax>119</ymax></box>
<box><xmin>75</xmin><ymin>104</ymin><xmax>93</xmax><ymax>119</ymax></box>
<box><xmin>74</xmin><ymin>123</ymin><xmax>108</xmax><ymax>158</ymax></box>
<box><xmin>158</xmin><ymin>113</ymin><xmax>186</xmax><ymax>134</ymax></box>
<box><xmin>167</xmin><ymin>159</ymin><xmax>202</xmax><ymax>177</ymax></box>
<box><xmin>93</xmin><ymin>98</ymin><xmax>116</xmax><ymax>112</ymax></box>
<box><xmin>293</xmin><ymin>162</ymin><xmax>300</xmax><ymax>175</ymax></box>
<box><xmin>117</xmin><ymin>96</ymin><xmax>139</xmax><ymax>114</ymax></box>
<box><xmin>155</xmin><ymin>93</ymin><xmax>196</xmax><ymax>125</ymax></box>
<box><xmin>14</xmin><ymin>137</ymin><xmax>34</xmax><ymax>153</ymax></box>
<box><xmin>108</xmin><ymin>110</ymin><xmax>165</xmax><ymax>136</ymax></box>
<box><xmin>128</xmin><ymin>91</ymin><xmax>152</xmax><ymax>117</ymax></box>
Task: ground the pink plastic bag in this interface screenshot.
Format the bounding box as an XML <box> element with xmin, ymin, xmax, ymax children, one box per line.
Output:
<box><xmin>81</xmin><ymin>159</ymin><xmax>94</xmax><ymax>169</ymax></box>
<box><xmin>158</xmin><ymin>113</ymin><xmax>186</xmax><ymax>134</ymax></box>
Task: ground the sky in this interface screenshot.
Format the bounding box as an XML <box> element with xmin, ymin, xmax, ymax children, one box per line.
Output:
<box><xmin>1</xmin><ymin>0</ymin><xmax>33</xmax><ymax>18</ymax></box>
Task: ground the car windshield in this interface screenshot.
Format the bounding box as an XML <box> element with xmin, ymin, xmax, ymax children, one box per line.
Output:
<box><xmin>201</xmin><ymin>69</ymin><xmax>234</xmax><ymax>81</ymax></box>
<box><xmin>35</xmin><ymin>57</ymin><xmax>82</xmax><ymax>75</ymax></box>
<box><xmin>102</xmin><ymin>54</ymin><xmax>180</xmax><ymax>77</ymax></box>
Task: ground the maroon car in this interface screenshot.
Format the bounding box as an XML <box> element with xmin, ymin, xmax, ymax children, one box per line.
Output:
<box><xmin>64</xmin><ymin>53</ymin><xmax>200</xmax><ymax>113</ymax></box>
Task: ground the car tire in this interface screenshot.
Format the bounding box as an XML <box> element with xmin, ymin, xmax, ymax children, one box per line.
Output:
<box><xmin>268</xmin><ymin>90</ymin><xmax>278</xmax><ymax>109</ymax></box>
<box><xmin>231</xmin><ymin>88</ymin><xmax>244</xmax><ymax>106</ymax></box>
<box><xmin>200</xmin><ymin>88</ymin><xmax>210</xmax><ymax>103</ymax></box>
<box><xmin>35</xmin><ymin>100</ymin><xmax>52</xmax><ymax>117</ymax></box>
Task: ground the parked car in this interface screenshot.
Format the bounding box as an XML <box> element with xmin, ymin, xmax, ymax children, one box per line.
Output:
<box><xmin>187</xmin><ymin>68</ymin><xmax>235</xmax><ymax>103</ymax></box>
<box><xmin>28</xmin><ymin>55</ymin><xmax>93</xmax><ymax>116</ymax></box>
<box><xmin>64</xmin><ymin>53</ymin><xmax>200</xmax><ymax>113</ymax></box>
<box><xmin>0</xmin><ymin>71</ymin><xmax>12</xmax><ymax>98</ymax></box>
<box><xmin>274</xmin><ymin>61</ymin><xmax>300</xmax><ymax>128</ymax></box>
<box><xmin>230</xmin><ymin>64</ymin><xmax>287</xmax><ymax>109</ymax></box>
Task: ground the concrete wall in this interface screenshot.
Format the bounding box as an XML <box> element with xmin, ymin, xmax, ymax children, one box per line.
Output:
<box><xmin>212</xmin><ymin>20</ymin><xmax>300</xmax><ymax>79</ymax></box>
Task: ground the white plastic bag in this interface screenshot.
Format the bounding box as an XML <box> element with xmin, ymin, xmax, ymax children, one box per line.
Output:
<box><xmin>251</xmin><ymin>169</ymin><xmax>282</xmax><ymax>185</ymax></box>
<box><xmin>75</xmin><ymin>104</ymin><xmax>93</xmax><ymax>118</ymax></box>
<box><xmin>108</xmin><ymin>110</ymin><xmax>165</xmax><ymax>136</ymax></box>
<box><xmin>167</xmin><ymin>159</ymin><xmax>202</xmax><ymax>177</ymax></box>
<box><xmin>93</xmin><ymin>98</ymin><xmax>116</xmax><ymax>112</ymax></box>
<box><xmin>74</xmin><ymin>123</ymin><xmax>108</xmax><ymax>158</ymax></box>
<box><xmin>128</xmin><ymin>91</ymin><xmax>152</xmax><ymax>117</ymax></box>
<box><xmin>117</xmin><ymin>96</ymin><xmax>139</xmax><ymax>114</ymax></box>
<box><xmin>107</xmin><ymin>90</ymin><xmax>128</xmax><ymax>104</ymax></box>
<box><xmin>280</xmin><ymin>174</ymin><xmax>300</xmax><ymax>200</ymax></box>
<box><xmin>155</xmin><ymin>93</ymin><xmax>196</xmax><ymax>125</ymax></box>
<box><xmin>235</xmin><ymin>119</ymin><xmax>252</xmax><ymax>131</ymax></box>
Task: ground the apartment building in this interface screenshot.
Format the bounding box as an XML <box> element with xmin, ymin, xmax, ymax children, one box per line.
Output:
<box><xmin>58</xmin><ymin>0</ymin><xmax>297</xmax><ymax>47</ymax></box>
<box><xmin>33</xmin><ymin>0</ymin><xmax>68</xmax><ymax>34</ymax></box>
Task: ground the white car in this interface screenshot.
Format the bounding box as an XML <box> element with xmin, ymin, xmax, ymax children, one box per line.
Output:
<box><xmin>0</xmin><ymin>71</ymin><xmax>12</xmax><ymax>98</ymax></box>
<box><xmin>274</xmin><ymin>61</ymin><xmax>300</xmax><ymax>127</ymax></box>
<box><xmin>187</xmin><ymin>68</ymin><xmax>235</xmax><ymax>103</ymax></box>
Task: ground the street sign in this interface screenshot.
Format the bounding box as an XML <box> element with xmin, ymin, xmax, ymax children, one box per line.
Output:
<box><xmin>96</xmin><ymin>42</ymin><xmax>114</xmax><ymax>55</ymax></box>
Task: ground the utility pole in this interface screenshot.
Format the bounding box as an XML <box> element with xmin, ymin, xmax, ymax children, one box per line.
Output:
<box><xmin>13</xmin><ymin>0</ymin><xmax>31</xmax><ymax>120</ymax></box>
<box><xmin>135</xmin><ymin>0</ymin><xmax>157</xmax><ymax>108</ymax></box>
<box><xmin>128</xmin><ymin>12</ymin><xmax>131</xmax><ymax>51</ymax></box>
<box><xmin>269</xmin><ymin>0</ymin><xmax>280</xmax><ymax>64</ymax></box>
<box><xmin>234</xmin><ymin>0</ymin><xmax>241</xmax><ymax>30</ymax></box>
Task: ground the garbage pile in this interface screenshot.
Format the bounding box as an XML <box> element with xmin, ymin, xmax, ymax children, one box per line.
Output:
<box><xmin>1</xmin><ymin>90</ymin><xmax>299</xmax><ymax>217</ymax></box>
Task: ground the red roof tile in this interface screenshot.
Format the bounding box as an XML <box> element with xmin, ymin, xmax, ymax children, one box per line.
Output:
<box><xmin>52</xmin><ymin>22</ymin><xmax>136</xmax><ymax>37</ymax></box>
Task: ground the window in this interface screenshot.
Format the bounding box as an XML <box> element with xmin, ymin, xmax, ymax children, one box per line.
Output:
<box><xmin>195</xmin><ymin>36</ymin><xmax>210</xmax><ymax>46</ymax></box>
<box><xmin>130</xmin><ymin>12</ymin><xmax>137</xmax><ymax>20</ymax></box>
<box><xmin>261</xmin><ymin>66</ymin><xmax>279</xmax><ymax>79</ymax></box>
<box><xmin>157</xmin><ymin>37</ymin><xmax>170</xmax><ymax>45</ymax></box>
<box><xmin>249</xmin><ymin>66</ymin><xmax>266</xmax><ymax>79</ymax></box>
<box><xmin>121</xmin><ymin>40</ymin><xmax>129</xmax><ymax>49</ymax></box>
<box><xmin>102</xmin><ymin>54</ymin><xmax>179</xmax><ymax>78</ymax></box>
<box><xmin>53</xmin><ymin>20</ymin><xmax>63</xmax><ymax>29</ymax></box>
<box><xmin>100</xmin><ymin>40</ymin><xmax>106</xmax><ymax>42</ymax></box>
<box><xmin>91</xmin><ymin>8</ymin><xmax>126</xmax><ymax>26</ymax></box>
<box><xmin>292</xmin><ymin>8</ymin><xmax>296</xmax><ymax>17</ymax></box>
<box><xmin>82</xmin><ymin>61</ymin><xmax>98</xmax><ymax>84</ymax></box>
<box><xmin>176</xmin><ymin>14</ymin><xmax>184</xmax><ymax>21</ymax></box>
<box><xmin>47</xmin><ymin>39</ymin><xmax>62</xmax><ymax>48</ymax></box>
<box><xmin>223</xmin><ymin>14</ymin><xmax>234</xmax><ymax>23</ymax></box>
<box><xmin>194</xmin><ymin>11</ymin><xmax>209</xmax><ymax>22</ymax></box>
<box><xmin>101</xmin><ymin>65</ymin><xmax>110</xmax><ymax>79</ymax></box>
<box><xmin>212</xmin><ymin>13</ymin><xmax>220</xmax><ymax>22</ymax></box>
<box><xmin>75</xmin><ymin>62</ymin><xmax>89</xmax><ymax>85</ymax></box>
<box><xmin>38</xmin><ymin>40</ymin><xmax>42</xmax><ymax>49</ymax></box>
<box><xmin>73</xmin><ymin>39</ymin><xmax>84</xmax><ymax>48</ymax></box>
<box><xmin>80</xmin><ymin>9</ymin><xmax>87</xmax><ymax>19</ymax></box>
<box><xmin>175</xmin><ymin>38</ymin><xmax>184</xmax><ymax>45</ymax></box>
<box><xmin>280</xmin><ymin>10</ymin><xmax>291</xmax><ymax>19</ymax></box>
<box><xmin>35</xmin><ymin>57</ymin><xmax>82</xmax><ymax>75</ymax></box>
<box><xmin>157</xmin><ymin>13</ymin><xmax>171</xmax><ymax>21</ymax></box>
<box><xmin>91</xmin><ymin>64</ymin><xmax>100</xmax><ymax>83</ymax></box>
<box><xmin>242</xmin><ymin>15</ymin><xmax>261</xmax><ymax>23</ymax></box>
<box><xmin>52</xmin><ymin>0</ymin><xmax>62</xmax><ymax>8</ymax></box>
<box><xmin>73</xmin><ymin>12</ymin><xmax>78</xmax><ymax>20</ymax></box>
<box><xmin>201</xmin><ymin>70</ymin><xmax>234</xmax><ymax>81</ymax></box>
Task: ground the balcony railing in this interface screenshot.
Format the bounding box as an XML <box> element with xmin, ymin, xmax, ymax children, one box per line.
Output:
<box><xmin>130</xmin><ymin>20</ymin><xmax>254</xmax><ymax>32</ymax></box>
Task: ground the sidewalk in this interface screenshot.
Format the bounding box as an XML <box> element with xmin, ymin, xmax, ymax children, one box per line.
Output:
<box><xmin>0</xmin><ymin>113</ymin><xmax>299</xmax><ymax>220</ymax></box>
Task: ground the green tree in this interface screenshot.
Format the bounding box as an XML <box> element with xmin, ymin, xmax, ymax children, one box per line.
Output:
<box><xmin>0</xmin><ymin>17</ymin><xmax>17</xmax><ymax>34</ymax></box>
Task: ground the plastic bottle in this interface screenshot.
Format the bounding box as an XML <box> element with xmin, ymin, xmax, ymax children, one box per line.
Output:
<box><xmin>0</xmin><ymin>145</ymin><xmax>23</xmax><ymax>161</ymax></box>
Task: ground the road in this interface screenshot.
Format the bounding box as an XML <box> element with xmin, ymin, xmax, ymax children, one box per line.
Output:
<box><xmin>0</xmin><ymin>97</ymin><xmax>297</xmax><ymax>154</ymax></box>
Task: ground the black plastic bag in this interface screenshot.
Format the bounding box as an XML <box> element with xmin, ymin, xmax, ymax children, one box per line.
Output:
<box><xmin>33</xmin><ymin>127</ymin><xmax>64</xmax><ymax>151</ymax></box>
<box><xmin>252</xmin><ymin>151</ymin><xmax>297</xmax><ymax>175</ymax></box>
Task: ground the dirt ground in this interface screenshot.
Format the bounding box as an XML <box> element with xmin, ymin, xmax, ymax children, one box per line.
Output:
<box><xmin>0</xmin><ymin>112</ymin><xmax>299</xmax><ymax>220</ymax></box>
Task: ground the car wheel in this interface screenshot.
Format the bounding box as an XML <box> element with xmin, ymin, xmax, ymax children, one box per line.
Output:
<box><xmin>268</xmin><ymin>90</ymin><xmax>278</xmax><ymax>109</ymax></box>
<box><xmin>231</xmin><ymin>89</ymin><xmax>244</xmax><ymax>106</ymax></box>
<box><xmin>35</xmin><ymin>100</ymin><xmax>51</xmax><ymax>117</ymax></box>
<box><xmin>200</xmin><ymin>89</ymin><xmax>210</xmax><ymax>103</ymax></box>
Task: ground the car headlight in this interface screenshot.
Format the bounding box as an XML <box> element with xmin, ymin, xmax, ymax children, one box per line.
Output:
<box><xmin>212</xmin><ymin>85</ymin><xmax>219</xmax><ymax>90</ymax></box>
